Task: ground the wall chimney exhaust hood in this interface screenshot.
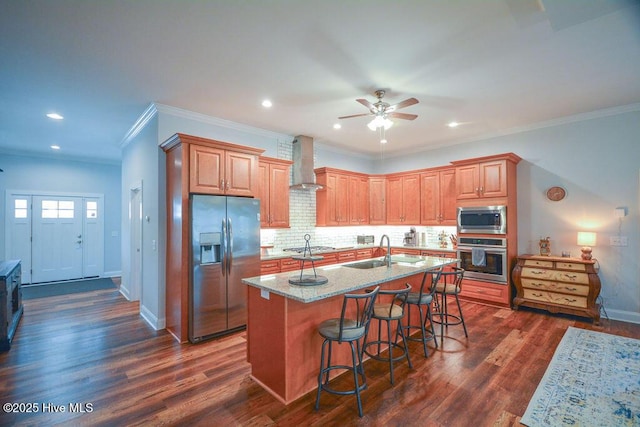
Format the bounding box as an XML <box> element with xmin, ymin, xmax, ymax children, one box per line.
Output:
<box><xmin>290</xmin><ymin>135</ymin><xmax>323</xmax><ymax>190</ymax></box>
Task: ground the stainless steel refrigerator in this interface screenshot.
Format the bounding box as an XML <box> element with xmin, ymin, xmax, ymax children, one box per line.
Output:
<box><xmin>190</xmin><ymin>194</ymin><xmax>260</xmax><ymax>343</ymax></box>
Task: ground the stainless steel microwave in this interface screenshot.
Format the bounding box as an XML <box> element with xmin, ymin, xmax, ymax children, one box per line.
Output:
<box><xmin>457</xmin><ymin>205</ymin><xmax>506</xmax><ymax>235</ymax></box>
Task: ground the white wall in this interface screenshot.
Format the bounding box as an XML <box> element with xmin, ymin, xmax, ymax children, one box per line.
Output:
<box><xmin>121</xmin><ymin>115</ymin><xmax>164</xmax><ymax>329</ymax></box>
<box><xmin>0</xmin><ymin>153</ymin><xmax>121</xmax><ymax>275</ymax></box>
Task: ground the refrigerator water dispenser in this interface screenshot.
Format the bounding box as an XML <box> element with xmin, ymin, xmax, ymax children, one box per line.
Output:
<box><xmin>199</xmin><ymin>232</ymin><xmax>221</xmax><ymax>264</ymax></box>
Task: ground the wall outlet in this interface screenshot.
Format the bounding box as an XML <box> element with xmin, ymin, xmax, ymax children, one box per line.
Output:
<box><xmin>610</xmin><ymin>236</ymin><xmax>628</xmax><ymax>246</ymax></box>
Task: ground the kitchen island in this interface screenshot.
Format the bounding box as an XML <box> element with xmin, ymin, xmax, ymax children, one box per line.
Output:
<box><xmin>242</xmin><ymin>255</ymin><xmax>457</xmax><ymax>404</ymax></box>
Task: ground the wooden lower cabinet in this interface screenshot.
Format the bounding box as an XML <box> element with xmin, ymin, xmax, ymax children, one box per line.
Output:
<box><xmin>260</xmin><ymin>260</ymin><xmax>281</xmax><ymax>275</ymax></box>
<box><xmin>459</xmin><ymin>279</ymin><xmax>511</xmax><ymax>307</ymax></box>
<box><xmin>512</xmin><ymin>255</ymin><xmax>601</xmax><ymax>324</ymax></box>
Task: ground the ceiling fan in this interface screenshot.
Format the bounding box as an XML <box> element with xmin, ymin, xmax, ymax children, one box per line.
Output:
<box><xmin>339</xmin><ymin>89</ymin><xmax>419</xmax><ymax>130</ymax></box>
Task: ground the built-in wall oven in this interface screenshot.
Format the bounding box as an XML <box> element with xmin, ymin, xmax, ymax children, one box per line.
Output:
<box><xmin>457</xmin><ymin>237</ymin><xmax>507</xmax><ymax>283</ymax></box>
<box><xmin>457</xmin><ymin>205</ymin><xmax>506</xmax><ymax>235</ymax></box>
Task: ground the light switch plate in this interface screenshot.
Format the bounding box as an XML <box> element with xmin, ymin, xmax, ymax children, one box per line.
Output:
<box><xmin>260</xmin><ymin>289</ymin><xmax>270</xmax><ymax>300</ymax></box>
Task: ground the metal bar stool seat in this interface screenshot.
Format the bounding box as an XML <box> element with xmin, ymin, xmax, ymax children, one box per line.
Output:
<box><xmin>363</xmin><ymin>283</ymin><xmax>412</xmax><ymax>385</ymax></box>
<box><xmin>402</xmin><ymin>268</ymin><xmax>442</xmax><ymax>358</ymax></box>
<box><xmin>315</xmin><ymin>286</ymin><xmax>380</xmax><ymax>418</ymax></box>
<box><xmin>433</xmin><ymin>267</ymin><xmax>468</xmax><ymax>344</ymax></box>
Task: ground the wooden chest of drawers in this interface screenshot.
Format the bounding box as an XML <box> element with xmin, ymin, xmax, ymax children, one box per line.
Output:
<box><xmin>512</xmin><ymin>255</ymin><xmax>601</xmax><ymax>324</ymax></box>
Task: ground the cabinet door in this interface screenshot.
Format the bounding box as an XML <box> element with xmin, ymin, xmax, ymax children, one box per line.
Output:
<box><xmin>190</xmin><ymin>145</ymin><xmax>224</xmax><ymax>194</ymax></box>
<box><xmin>225</xmin><ymin>151</ymin><xmax>257</xmax><ymax>197</ymax></box>
<box><xmin>455</xmin><ymin>163</ymin><xmax>480</xmax><ymax>199</ymax></box>
<box><xmin>420</xmin><ymin>171</ymin><xmax>439</xmax><ymax>224</ymax></box>
<box><xmin>386</xmin><ymin>176</ymin><xmax>404</xmax><ymax>224</ymax></box>
<box><xmin>324</xmin><ymin>174</ymin><xmax>339</xmax><ymax>225</ymax></box>
<box><xmin>439</xmin><ymin>168</ymin><xmax>457</xmax><ymax>224</ymax></box>
<box><xmin>369</xmin><ymin>177</ymin><xmax>386</xmax><ymax>224</ymax></box>
<box><xmin>335</xmin><ymin>174</ymin><xmax>350</xmax><ymax>224</ymax></box>
<box><xmin>257</xmin><ymin>162</ymin><xmax>270</xmax><ymax>227</ymax></box>
<box><xmin>479</xmin><ymin>160</ymin><xmax>507</xmax><ymax>198</ymax></box>
<box><xmin>349</xmin><ymin>176</ymin><xmax>369</xmax><ymax>225</ymax></box>
<box><xmin>402</xmin><ymin>174</ymin><xmax>421</xmax><ymax>224</ymax></box>
<box><xmin>269</xmin><ymin>163</ymin><xmax>290</xmax><ymax>228</ymax></box>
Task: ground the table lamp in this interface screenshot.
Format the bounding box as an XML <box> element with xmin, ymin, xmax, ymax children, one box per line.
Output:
<box><xmin>577</xmin><ymin>232</ymin><xmax>596</xmax><ymax>260</ymax></box>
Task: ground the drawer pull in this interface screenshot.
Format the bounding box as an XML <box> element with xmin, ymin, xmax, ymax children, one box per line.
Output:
<box><xmin>562</xmin><ymin>274</ymin><xmax>577</xmax><ymax>280</ymax></box>
<box><xmin>563</xmin><ymin>298</ymin><xmax>577</xmax><ymax>303</ymax></box>
<box><xmin>531</xmin><ymin>270</ymin><xmax>545</xmax><ymax>275</ymax></box>
<box><xmin>564</xmin><ymin>287</ymin><xmax>577</xmax><ymax>292</ymax></box>
<box><xmin>532</xmin><ymin>293</ymin><xmax>543</xmax><ymax>297</ymax></box>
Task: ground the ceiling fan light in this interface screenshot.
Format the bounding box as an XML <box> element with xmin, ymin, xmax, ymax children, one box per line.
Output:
<box><xmin>367</xmin><ymin>115</ymin><xmax>393</xmax><ymax>131</ymax></box>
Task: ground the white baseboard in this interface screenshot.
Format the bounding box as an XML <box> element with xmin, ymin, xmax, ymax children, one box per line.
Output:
<box><xmin>140</xmin><ymin>303</ymin><xmax>165</xmax><ymax>331</ymax></box>
<box><xmin>102</xmin><ymin>270</ymin><xmax>122</xmax><ymax>278</ymax></box>
<box><xmin>606</xmin><ymin>308</ymin><xmax>640</xmax><ymax>325</ymax></box>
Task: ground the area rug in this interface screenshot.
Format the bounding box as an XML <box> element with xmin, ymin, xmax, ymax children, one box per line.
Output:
<box><xmin>22</xmin><ymin>278</ymin><xmax>117</xmax><ymax>299</ymax></box>
<box><xmin>521</xmin><ymin>326</ymin><xmax>640</xmax><ymax>426</ymax></box>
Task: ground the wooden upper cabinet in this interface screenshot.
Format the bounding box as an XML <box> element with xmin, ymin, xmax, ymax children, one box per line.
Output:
<box><xmin>349</xmin><ymin>175</ymin><xmax>369</xmax><ymax>225</ymax></box>
<box><xmin>315</xmin><ymin>167</ymin><xmax>369</xmax><ymax>226</ymax></box>
<box><xmin>190</xmin><ymin>145</ymin><xmax>224</xmax><ymax>194</ymax></box>
<box><xmin>386</xmin><ymin>173</ymin><xmax>420</xmax><ymax>224</ymax></box>
<box><xmin>421</xmin><ymin>167</ymin><xmax>456</xmax><ymax>225</ymax></box>
<box><xmin>369</xmin><ymin>176</ymin><xmax>386</xmax><ymax>225</ymax></box>
<box><xmin>451</xmin><ymin>153</ymin><xmax>521</xmax><ymax>201</ymax></box>
<box><xmin>258</xmin><ymin>157</ymin><xmax>292</xmax><ymax>228</ymax></box>
<box><xmin>187</xmin><ymin>138</ymin><xmax>263</xmax><ymax>197</ymax></box>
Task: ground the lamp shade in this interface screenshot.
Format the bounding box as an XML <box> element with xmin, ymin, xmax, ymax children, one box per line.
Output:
<box><xmin>577</xmin><ymin>232</ymin><xmax>597</xmax><ymax>247</ymax></box>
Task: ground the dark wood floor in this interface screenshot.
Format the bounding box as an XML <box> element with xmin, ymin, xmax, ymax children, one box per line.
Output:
<box><xmin>1</xmin><ymin>282</ymin><xmax>639</xmax><ymax>427</ymax></box>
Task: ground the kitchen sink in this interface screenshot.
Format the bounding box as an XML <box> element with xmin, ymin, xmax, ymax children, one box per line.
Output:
<box><xmin>343</xmin><ymin>259</ymin><xmax>395</xmax><ymax>269</ymax></box>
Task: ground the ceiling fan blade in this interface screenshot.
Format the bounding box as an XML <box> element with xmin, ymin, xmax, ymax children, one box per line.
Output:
<box><xmin>387</xmin><ymin>97</ymin><xmax>419</xmax><ymax>112</ymax></box>
<box><xmin>356</xmin><ymin>98</ymin><xmax>376</xmax><ymax>111</ymax></box>
<box><xmin>387</xmin><ymin>112</ymin><xmax>418</xmax><ymax>120</ymax></box>
<box><xmin>338</xmin><ymin>113</ymin><xmax>372</xmax><ymax>119</ymax></box>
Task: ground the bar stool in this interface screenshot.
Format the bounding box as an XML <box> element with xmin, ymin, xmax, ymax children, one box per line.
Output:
<box><xmin>363</xmin><ymin>283</ymin><xmax>412</xmax><ymax>385</ymax></box>
<box><xmin>433</xmin><ymin>267</ymin><xmax>467</xmax><ymax>344</ymax></box>
<box><xmin>315</xmin><ymin>286</ymin><xmax>380</xmax><ymax>418</ymax></box>
<box><xmin>402</xmin><ymin>268</ymin><xmax>442</xmax><ymax>358</ymax></box>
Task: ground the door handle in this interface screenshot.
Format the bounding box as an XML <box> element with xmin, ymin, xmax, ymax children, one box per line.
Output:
<box><xmin>227</xmin><ymin>218</ymin><xmax>233</xmax><ymax>274</ymax></box>
<box><xmin>221</xmin><ymin>218</ymin><xmax>227</xmax><ymax>277</ymax></box>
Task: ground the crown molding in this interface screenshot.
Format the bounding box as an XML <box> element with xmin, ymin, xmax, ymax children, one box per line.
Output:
<box><xmin>119</xmin><ymin>103</ymin><xmax>159</xmax><ymax>149</ymax></box>
<box><xmin>153</xmin><ymin>103</ymin><xmax>293</xmax><ymax>141</ymax></box>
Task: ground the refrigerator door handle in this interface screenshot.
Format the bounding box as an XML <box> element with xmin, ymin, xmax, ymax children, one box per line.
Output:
<box><xmin>227</xmin><ymin>217</ymin><xmax>233</xmax><ymax>274</ymax></box>
<box><xmin>221</xmin><ymin>218</ymin><xmax>227</xmax><ymax>277</ymax></box>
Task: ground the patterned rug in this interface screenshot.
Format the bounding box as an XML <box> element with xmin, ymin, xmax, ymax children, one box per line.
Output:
<box><xmin>521</xmin><ymin>326</ymin><xmax>640</xmax><ymax>426</ymax></box>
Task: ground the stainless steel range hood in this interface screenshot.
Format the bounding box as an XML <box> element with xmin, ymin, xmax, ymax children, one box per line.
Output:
<box><xmin>290</xmin><ymin>135</ymin><xmax>323</xmax><ymax>190</ymax></box>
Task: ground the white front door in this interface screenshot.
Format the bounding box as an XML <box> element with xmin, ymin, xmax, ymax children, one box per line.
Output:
<box><xmin>31</xmin><ymin>196</ymin><xmax>84</xmax><ymax>283</ymax></box>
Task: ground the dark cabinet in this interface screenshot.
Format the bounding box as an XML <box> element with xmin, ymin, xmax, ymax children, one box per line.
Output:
<box><xmin>1</xmin><ymin>260</ymin><xmax>23</xmax><ymax>351</ymax></box>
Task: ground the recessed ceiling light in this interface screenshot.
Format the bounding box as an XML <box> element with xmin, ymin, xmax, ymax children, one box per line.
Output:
<box><xmin>47</xmin><ymin>113</ymin><xmax>64</xmax><ymax>120</ymax></box>
<box><xmin>333</xmin><ymin>123</ymin><xmax>341</xmax><ymax>130</ymax></box>
<box><xmin>380</xmin><ymin>138</ymin><xmax>388</xmax><ymax>144</ymax></box>
<box><xmin>50</xmin><ymin>145</ymin><xmax>60</xmax><ymax>150</ymax></box>
<box><xmin>261</xmin><ymin>99</ymin><xmax>272</xmax><ymax>108</ymax></box>
<box><xmin>448</xmin><ymin>121</ymin><xmax>459</xmax><ymax>128</ymax></box>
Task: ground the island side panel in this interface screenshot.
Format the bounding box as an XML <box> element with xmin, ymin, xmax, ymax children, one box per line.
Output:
<box><xmin>247</xmin><ymin>286</ymin><xmax>287</xmax><ymax>401</ymax></box>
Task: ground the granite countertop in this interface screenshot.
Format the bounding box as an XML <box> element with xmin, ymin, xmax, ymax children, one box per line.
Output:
<box><xmin>242</xmin><ymin>255</ymin><xmax>458</xmax><ymax>303</ymax></box>
<box><xmin>261</xmin><ymin>244</ymin><xmax>456</xmax><ymax>260</ymax></box>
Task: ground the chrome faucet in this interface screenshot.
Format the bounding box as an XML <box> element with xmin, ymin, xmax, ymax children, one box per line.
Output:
<box><xmin>379</xmin><ymin>234</ymin><xmax>391</xmax><ymax>267</ymax></box>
